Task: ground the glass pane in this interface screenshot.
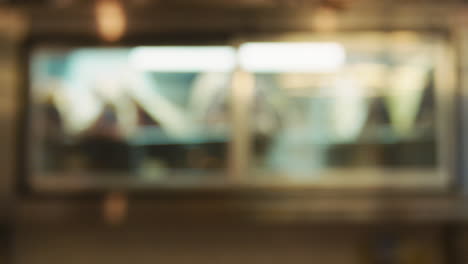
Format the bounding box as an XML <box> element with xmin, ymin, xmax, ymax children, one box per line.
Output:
<box><xmin>30</xmin><ymin>46</ymin><xmax>235</xmax><ymax>183</ymax></box>
<box><xmin>241</xmin><ymin>33</ymin><xmax>445</xmax><ymax>183</ymax></box>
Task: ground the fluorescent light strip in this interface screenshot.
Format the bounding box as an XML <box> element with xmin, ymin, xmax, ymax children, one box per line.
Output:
<box><xmin>129</xmin><ymin>46</ymin><xmax>237</xmax><ymax>72</ymax></box>
<box><xmin>239</xmin><ymin>42</ymin><xmax>346</xmax><ymax>73</ymax></box>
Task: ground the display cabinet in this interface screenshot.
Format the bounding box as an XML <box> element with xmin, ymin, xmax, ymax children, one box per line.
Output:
<box><xmin>26</xmin><ymin>31</ymin><xmax>455</xmax><ymax>192</ymax></box>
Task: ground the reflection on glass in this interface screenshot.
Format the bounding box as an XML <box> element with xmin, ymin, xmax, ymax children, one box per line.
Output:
<box><xmin>244</xmin><ymin>34</ymin><xmax>439</xmax><ymax>181</ymax></box>
<box><xmin>31</xmin><ymin>46</ymin><xmax>235</xmax><ymax>180</ymax></box>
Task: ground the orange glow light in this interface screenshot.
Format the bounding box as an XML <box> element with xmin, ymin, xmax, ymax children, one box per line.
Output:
<box><xmin>95</xmin><ymin>0</ymin><xmax>126</xmax><ymax>42</ymax></box>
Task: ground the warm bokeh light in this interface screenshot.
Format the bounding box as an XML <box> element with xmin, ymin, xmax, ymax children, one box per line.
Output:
<box><xmin>103</xmin><ymin>192</ymin><xmax>128</xmax><ymax>225</ymax></box>
<box><xmin>95</xmin><ymin>0</ymin><xmax>126</xmax><ymax>42</ymax></box>
<box><xmin>312</xmin><ymin>7</ymin><xmax>339</xmax><ymax>32</ymax></box>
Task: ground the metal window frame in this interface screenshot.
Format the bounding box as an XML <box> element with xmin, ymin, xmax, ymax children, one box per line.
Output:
<box><xmin>9</xmin><ymin>2</ymin><xmax>461</xmax><ymax>194</ymax></box>
<box><xmin>22</xmin><ymin>31</ymin><xmax>458</xmax><ymax>193</ymax></box>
